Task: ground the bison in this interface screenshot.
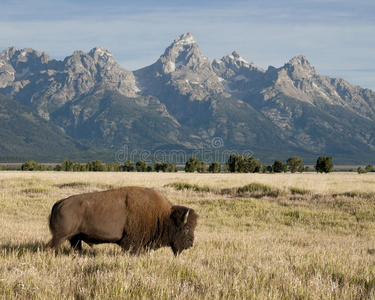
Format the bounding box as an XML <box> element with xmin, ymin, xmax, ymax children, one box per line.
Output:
<box><xmin>46</xmin><ymin>186</ymin><xmax>198</xmax><ymax>256</ymax></box>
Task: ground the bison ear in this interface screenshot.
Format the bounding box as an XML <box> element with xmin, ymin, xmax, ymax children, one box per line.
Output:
<box><xmin>171</xmin><ymin>206</ymin><xmax>190</xmax><ymax>227</ymax></box>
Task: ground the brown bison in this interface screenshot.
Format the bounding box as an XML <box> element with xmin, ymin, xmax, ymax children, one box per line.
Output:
<box><xmin>46</xmin><ymin>186</ymin><xmax>198</xmax><ymax>255</ymax></box>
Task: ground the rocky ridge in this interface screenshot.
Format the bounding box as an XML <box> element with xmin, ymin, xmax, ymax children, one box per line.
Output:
<box><xmin>1</xmin><ymin>33</ymin><xmax>375</xmax><ymax>163</ymax></box>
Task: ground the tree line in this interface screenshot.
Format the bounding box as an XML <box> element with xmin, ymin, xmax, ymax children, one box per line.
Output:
<box><xmin>185</xmin><ymin>155</ymin><xmax>334</xmax><ymax>173</ymax></box>
<box><xmin>18</xmin><ymin>156</ymin><xmax>375</xmax><ymax>173</ymax></box>
<box><xmin>20</xmin><ymin>160</ymin><xmax>178</xmax><ymax>172</ymax></box>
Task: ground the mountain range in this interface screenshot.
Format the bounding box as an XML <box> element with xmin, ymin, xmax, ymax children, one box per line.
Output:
<box><xmin>1</xmin><ymin>32</ymin><xmax>374</xmax><ymax>164</ymax></box>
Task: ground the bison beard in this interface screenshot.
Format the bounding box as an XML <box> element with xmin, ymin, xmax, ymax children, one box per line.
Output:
<box><xmin>46</xmin><ymin>186</ymin><xmax>198</xmax><ymax>256</ymax></box>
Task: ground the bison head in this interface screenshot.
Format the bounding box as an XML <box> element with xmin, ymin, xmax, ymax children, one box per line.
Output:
<box><xmin>170</xmin><ymin>206</ymin><xmax>199</xmax><ymax>256</ymax></box>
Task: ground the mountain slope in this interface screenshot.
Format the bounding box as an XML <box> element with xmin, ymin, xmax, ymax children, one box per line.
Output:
<box><xmin>0</xmin><ymin>93</ymin><xmax>90</xmax><ymax>160</ymax></box>
<box><xmin>51</xmin><ymin>88</ymin><xmax>197</xmax><ymax>150</ymax></box>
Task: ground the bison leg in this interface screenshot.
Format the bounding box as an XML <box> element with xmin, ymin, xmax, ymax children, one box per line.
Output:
<box><xmin>69</xmin><ymin>236</ymin><xmax>82</xmax><ymax>253</ymax></box>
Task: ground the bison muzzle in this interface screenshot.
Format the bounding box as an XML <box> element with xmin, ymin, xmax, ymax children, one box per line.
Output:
<box><xmin>46</xmin><ymin>186</ymin><xmax>198</xmax><ymax>256</ymax></box>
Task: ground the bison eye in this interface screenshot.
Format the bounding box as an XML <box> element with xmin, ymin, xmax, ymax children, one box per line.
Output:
<box><xmin>184</xmin><ymin>226</ymin><xmax>191</xmax><ymax>235</ymax></box>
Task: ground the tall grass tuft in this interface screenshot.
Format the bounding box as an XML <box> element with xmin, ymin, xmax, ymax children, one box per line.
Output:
<box><xmin>166</xmin><ymin>182</ymin><xmax>211</xmax><ymax>193</ymax></box>
<box><xmin>221</xmin><ymin>182</ymin><xmax>286</xmax><ymax>198</ymax></box>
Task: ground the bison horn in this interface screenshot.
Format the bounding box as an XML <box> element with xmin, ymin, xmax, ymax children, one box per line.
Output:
<box><xmin>183</xmin><ymin>209</ymin><xmax>190</xmax><ymax>224</ymax></box>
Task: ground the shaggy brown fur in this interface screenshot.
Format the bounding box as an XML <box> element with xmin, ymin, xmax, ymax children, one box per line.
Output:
<box><xmin>46</xmin><ymin>186</ymin><xmax>198</xmax><ymax>256</ymax></box>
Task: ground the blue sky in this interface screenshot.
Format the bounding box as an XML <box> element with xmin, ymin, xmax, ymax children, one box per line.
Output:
<box><xmin>1</xmin><ymin>0</ymin><xmax>374</xmax><ymax>90</ymax></box>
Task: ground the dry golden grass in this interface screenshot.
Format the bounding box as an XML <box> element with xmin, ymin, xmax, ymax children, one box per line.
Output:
<box><xmin>1</xmin><ymin>171</ymin><xmax>375</xmax><ymax>299</ymax></box>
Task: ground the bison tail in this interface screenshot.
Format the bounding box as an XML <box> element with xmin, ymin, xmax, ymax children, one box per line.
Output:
<box><xmin>48</xmin><ymin>199</ymin><xmax>63</xmax><ymax>233</ymax></box>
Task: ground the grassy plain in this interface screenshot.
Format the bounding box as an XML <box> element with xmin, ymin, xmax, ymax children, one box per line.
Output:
<box><xmin>1</xmin><ymin>171</ymin><xmax>375</xmax><ymax>299</ymax></box>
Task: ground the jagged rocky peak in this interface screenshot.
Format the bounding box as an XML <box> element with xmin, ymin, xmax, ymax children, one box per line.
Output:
<box><xmin>88</xmin><ymin>46</ymin><xmax>115</xmax><ymax>64</ymax></box>
<box><xmin>0</xmin><ymin>46</ymin><xmax>51</xmax><ymax>66</ymax></box>
<box><xmin>63</xmin><ymin>50</ymin><xmax>92</xmax><ymax>71</ymax></box>
<box><xmin>212</xmin><ymin>50</ymin><xmax>265</xmax><ymax>83</ymax></box>
<box><xmin>159</xmin><ymin>32</ymin><xmax>209</xmax><ymax>74</ymax></box>
<box><xmin>62</xmin><ymin>47</ymin><xmax>116</xmax><ymax>70</ymax></box>
<box><xmin>289</xmin><ymin>54</ymin><xmax>309</xmax><ymax>65</ymax></box>
<box><xmin>173</xmin><ymin>32</ymin><xmax>196</xmax><ymax>47</ymax></box>
<box><xmin>0</xmin><ymin>47</ymin><xmax>53</xmax><ymax>86</ymax></box>
<box><xmin>0</xmin><ymin>46</ymin><xmax>18</xmax><ymax>59</ymax></box>
<box><xmin>284</xmin><ymin>55</ymin><xmax>316</xmax><ymax>77</ymax></box>
<box><xmin>287</xmin><ymin>55</ymin><xmax>314</xmax><ymax>70</ymax></box>
<box><xmin>213</xmin><ymin>50</ymin><xmax>264</xmax><ymax>73</ymax></box>
<box><xmin>224</xmin><ymin>50</ymin><xmax>250</xmax><ymax>67</ymax></box>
